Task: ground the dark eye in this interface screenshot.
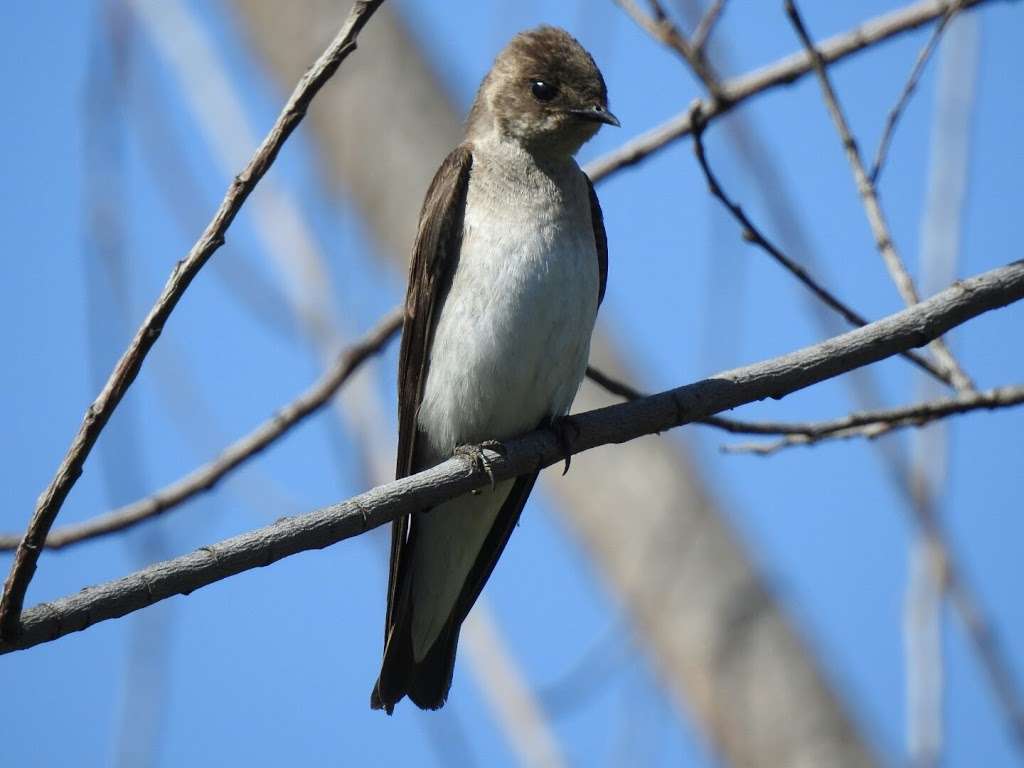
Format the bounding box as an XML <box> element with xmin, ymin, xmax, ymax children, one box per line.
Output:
<box><xmin>531</xmin><ymin>80</ymin><xmax>558</xmax><ymax>102</ymax></box>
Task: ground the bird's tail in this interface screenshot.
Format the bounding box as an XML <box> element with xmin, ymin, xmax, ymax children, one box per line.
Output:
<box><xmin>370</xmin><ymin>610</ymin><xmax>460</xmax><ymax>713</ymax></box>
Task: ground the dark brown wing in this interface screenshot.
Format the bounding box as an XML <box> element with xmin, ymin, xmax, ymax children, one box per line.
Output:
<box><xmin>586</xmin><ymin>175</ymin><xmax>609</xmax><ymax>305</ymax></box>
<box><xmin>383</xmin><ymin>144</ymin><xmax>474</xmax><ymax>644</ymax></box>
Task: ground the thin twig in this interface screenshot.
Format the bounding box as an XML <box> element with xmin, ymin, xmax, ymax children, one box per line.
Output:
<box><xmin>0</xmin><ymin>0</ymin><xmax>387</xmax><ymax>639</ymax></box>
<box><xmin>687</xmin><ymin>102</ymin><xmax>953</xmax><ymax>386</ymax></box>
<box><xmin>586</xmin><ymin>0</ymin><xmax>997</xmax><ymax>183</ymax></box>
<box><xmin>615</xmin><ymin>0</ymin><xmax>723</xmax><ymax>99</ymax></box>
<box><xmin>691</xmin><ymin>0</ymin><xmax>726</xmax><ymax>54</ymax></box>
<box><xmin>870</xmin><ymin>0</ymin><xmax>964</xmax><ymax>184</ymax></box>
<box><xmin>784</xmin><ymin>0</ymin><xmax>975</xmax><ymax>394</ymax></box>
<box><xmin>0</xmin><ymin>309</ymin><xmax>402</xmax><ymax>552</ymax></box>
<box><xmin>1</xmin><ymin>259</ymin><xmax>1022</xmax><ymax>655</ymax></box>
<box><xmin>717</xmin><ymin>385</ymin><xmax>1024</xmax><ymax>454</ymax></box>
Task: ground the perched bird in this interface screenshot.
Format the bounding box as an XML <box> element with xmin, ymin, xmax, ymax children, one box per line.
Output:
<box><xmin>371</xmin><ymin>25</ymin><xmax>618</xmax><ymax>713</ymax></box>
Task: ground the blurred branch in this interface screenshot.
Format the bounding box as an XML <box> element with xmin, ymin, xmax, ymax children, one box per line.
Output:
<box><xmin>690</xmin><ymin>0</ymin><xmax>726</xmax><ymax>53</ymax></box>
<box><xmin>0</xmin><ymin>0</ymin><xmax>386</xmax><ymax>639</ymax></box>
<box><xmin>462</xmin><ymin>604</ymin><xmax>567</xmax><ymax>768</ymax></box>
<box><xmin>84</xmin><ymin>6</ymin><xmax>172</xmax><ymax>767</ymax></box>
<box><xmin>615</xmin><ymin>0</ymin><xmax>722</xmax><ymax>98</ymax></box>
<box><xmin>0</xmin><ymin>309</ymin><xmax>402</xmax><ymax>552</ymax></box>
<box><xmin>687</xmin><ymin>102</ymin><xmax>953</xmax><ymax>386</ymax></box>
<box><xmin>907</xmin><ymin>20</ymin><xmax>968</xmax><ymax>766</ymax></box>
<box><xmin>717</xmin><ymin>385</ymin><xmax>1024</xmax><ymax>454</ymax></box>
<box><xmin>128</xmin><ymin>47</ymin><xmax>297</xmax><ymax>341</ymax></box>
<box><xmin>131</xmin><ymin>0</ymin><xmax>396</xmax><ymax>489</ymax></box>
<box><xmin>586</xmin><ymin>0</ymin><xmax>998</xmax><ymax>182</ymax></box>
<box><xmin>2</xmin><ymin>259</ymin><xmax>1022</xmax><ymax>655</ymax></box>
<box><xmin>870</xmin><ymin>0</ymin><xmax>965</xmax><ymax>185</ymax></box>
<box><xmin>905</xmin><ymin>541</ymin><xmax>945</xmax><ymax>768</ymax></box>
<box><xmin>784</xmin><ymin>0</ymin><xmax>974</xmax><ymax>393</ymax></box>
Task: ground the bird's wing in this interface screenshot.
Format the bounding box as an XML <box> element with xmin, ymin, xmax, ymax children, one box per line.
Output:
<box><xmin>586</xmin><ymin>174</ymin><xmax>609</xmax><ymax>306</ymax></box>
<box><xmin>386</xmin><ymin>143</ymin><xmax>474</xmax><ymax>633</ymax></box>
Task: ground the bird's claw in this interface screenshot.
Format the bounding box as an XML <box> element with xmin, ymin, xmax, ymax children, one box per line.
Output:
<box><xmin>454</xmin><ymin>440</ymin><xmax>507</xmax><ymax>493</ymax></box>
<box><xmin>549</xmin><ymin>416</ymin><xmax>579</xmax><ymax>475</ymax></box>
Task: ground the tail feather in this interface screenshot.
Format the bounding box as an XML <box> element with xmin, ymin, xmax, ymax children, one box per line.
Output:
<box><xmin>371</xmin><ymin>614</ymin><xmax>459</xmax><ymax>713</ymax></box>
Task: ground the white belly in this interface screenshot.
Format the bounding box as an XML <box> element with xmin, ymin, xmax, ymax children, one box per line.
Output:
<box><xmin>408</xmin><ymin>154</ymin><xmax>601</xmax><ymax>659</ymax></box>
<box><xmin>416</xmin><ymin>176</ymin><xmax>600</xmax><ymax>459</ymax></box>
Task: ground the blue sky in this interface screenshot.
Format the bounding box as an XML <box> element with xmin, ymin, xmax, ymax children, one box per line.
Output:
<box><xmin>2</xmin><ymin>1</ymin><xmax>1022</xmax><ymax>766</ymax></box>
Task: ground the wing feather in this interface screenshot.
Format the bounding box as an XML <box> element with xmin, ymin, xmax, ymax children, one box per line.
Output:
<box><xmin>386</xmin><ymin>144</ymin><xmax>474</xmax><ymax>635</ymax></box>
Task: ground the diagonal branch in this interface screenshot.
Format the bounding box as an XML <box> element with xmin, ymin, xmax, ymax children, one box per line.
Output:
<box><xmin>0</xmin><ymin>0</ymin><xmax>387</xmax><ymax>639</ymax></box>
<box><xmin>784</xmin><ymin>0</ymin><xmax>975</xmax><ymax>393</ymax></box>
<box><xmin>717</xmin><ymin>385</ymin><xmax>1024</xmax><ymax>454</ymax></box>
<box><xmin>586</xmin><ymin>0</ymin><xmax>999</xmax><ymax>183</ymax></box>
<box><xmin>615</xmin><ymin>0</ymin><xmax>723</xmax><ymax>99</ymax></box>
<box><xmin>687</xmin><ymin>101</ymin><xmax>954</xmax><ymax>386</ymax></box>
<box><xmin>2</xmin><ymin>259</ymin><xmax>1021</xmax><ymax>656</ymax></box>
<box><xmin>690</xmin><ymin>0</ymin><xmax>727</xmax><ymax>54</ymax></box>
<box><xmin>0</xmin><ymin>310</ymin><xmax>403</xmax><ymax>552</ymax></box>
<box><xmin>870</xmin><ymin>0</ymin><xmax>965</xmax><ymax>184</ymax></box>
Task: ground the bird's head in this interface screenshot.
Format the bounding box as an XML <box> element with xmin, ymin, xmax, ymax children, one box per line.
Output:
<box><xmin>469</xmin><ymin>26</ymin><xmax>619</xmax><ymax>157</ymax></box>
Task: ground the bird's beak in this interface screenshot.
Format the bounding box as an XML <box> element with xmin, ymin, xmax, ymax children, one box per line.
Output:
<box><xmin>571</xmin><ymin>105</ymin><xmax>620</xmax><ymax>128</ymax></box>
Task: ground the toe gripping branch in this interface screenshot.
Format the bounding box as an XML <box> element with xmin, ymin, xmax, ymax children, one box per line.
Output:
<box><xmin>548</xmin><ymin>415</ymin><xmax>579</xmax><ymax>476</ymax></box>
<box><xmin>454</xmin><ymin>440</ymin><xmax>507</xmax><ymax>492</ymax></box>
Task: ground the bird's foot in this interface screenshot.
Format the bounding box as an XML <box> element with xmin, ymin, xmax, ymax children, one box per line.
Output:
<box><xmin>454</xmin><ymin>440</ymin><xmax>507</xmax><ymax>493</ymax></box>
<box><xmin>548</xmin><ymin>415</ymin><xmax>579</xmax><ymax>476</ymax></box>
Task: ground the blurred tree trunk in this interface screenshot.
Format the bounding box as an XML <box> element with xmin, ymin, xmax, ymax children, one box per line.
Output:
<box><xmin>228</xmin><ymin>4</ymin><xmax>878</xmax><ymax>765</ymax></box>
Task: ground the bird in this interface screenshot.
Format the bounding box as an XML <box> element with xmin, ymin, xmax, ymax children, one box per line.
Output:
<box><xmin>370</xmin><ymin>25</ymin><xmax>618</xmax><ymax>713</ymax></box>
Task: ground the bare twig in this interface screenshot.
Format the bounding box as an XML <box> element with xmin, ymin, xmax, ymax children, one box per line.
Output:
<box><xmin>687</xmin><ymin>102</ymin><xmax>953</xmax><ymax>386</ymax></box>
<box><xmin>690</xmin><ymin>0</ymin><xmax>726</xmax><ymax>54</ymax></box>
<box><xmin>592</xmin><ymin>359</ymin><xmax>1024</xmax><ymax>450</ymax></box>
<box><xmin>615</xmin><ymin>0</ymin><xmax>723</xmax><ymax>99</ymax></box>
<box><xmin>784</xmin><ymin>0</ymin><xmax>975</xmax><ymax>393</ymax></box>
<box><xmin>586</xmin><ymin>0</ymin><xmax>997</xmax><ymax>183</ymax></box>
<box><xmin>0</xmin><ymin>0</ymin><xmax>387</xmax><ymax>639</ymax></box>
<box><xmin>1</xmin><ymin>260</ymin><xmax>1021</xmax><ymax>655</ymax></box>
<box><xmin>0</xmin><ymin>309</ymin><xmax>402</xmax><ymax>552</ymax></box>
<box><xmin>870</xmin><ymin>1</ymin><xmax>964</xmax><ymax>184</ymax></box>
<box><xmin>718</xmin><ymin>385</ymin><xmax>1024</xmax><ymax>454</ymax></box>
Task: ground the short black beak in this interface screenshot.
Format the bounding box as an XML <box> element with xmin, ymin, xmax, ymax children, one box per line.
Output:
<box><xmin>571</xmin><ymin>104</ymin><xmax>620</xmax><ymax>128</ymax></box>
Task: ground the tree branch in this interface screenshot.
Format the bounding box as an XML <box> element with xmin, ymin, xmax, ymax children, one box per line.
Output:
<box><xmin>690</xmin><ymin>0</ymin><xmax>727</xmax><ymax>54</ymax></box>
<box><xmin>870</xmin><ymin>0</ymin><xmax>965</xmax><ymax>185</ymax></box>
<box><xmin>615</xmin><ymin>0</ymin><xmax>723</xmax><ymax>99</ymax></box>
<box><xmin>687</xmin><ymin>101</ymin><xmax>954</xmax><ymax>387</ymax></box>
<box><xmin>0</xmin><ymin>0</ymin><xmax>387</xmax><ymax>639</ymax></box>
<box><xmin>585</xmin><ymin>0</ymin><xmax>999</xmax><ymax>183</ymax></box>
<box><xmin>2</xmin><ymin>259</ymin><xmax>1021</xmax><ymax>655</ymax></box>
<box><xmin>0</xmin><ymin>309</ymin><xmax>402</xmax><ymax>552</ymax></box>
<box><xmin>716</xmin><ymin>385</ymin><xmax>1024</xmax><ymax>454</ymax></box>
<box><xmin>784</xmin><ymin>0</ymin><xmax>975</xmax><ymax>393</ymax></box>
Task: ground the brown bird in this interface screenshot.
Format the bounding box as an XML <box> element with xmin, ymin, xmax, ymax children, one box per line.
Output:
<box><xmin>371</xmin><ymin>25</ymin><xmax>617</xmax><ymax>713</ymax></box>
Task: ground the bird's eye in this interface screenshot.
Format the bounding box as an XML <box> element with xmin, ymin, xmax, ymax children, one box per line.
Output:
<box><xmin>531</xmin><ymin>81</ymin><xmax>558</xmax><ymax>102</ymax></box>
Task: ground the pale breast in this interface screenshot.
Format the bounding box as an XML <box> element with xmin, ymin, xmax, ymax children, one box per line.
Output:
<box><xmin>416</xmin><ymin>145</ymin><xmax>600</xmax><ymax>460</ymax></box>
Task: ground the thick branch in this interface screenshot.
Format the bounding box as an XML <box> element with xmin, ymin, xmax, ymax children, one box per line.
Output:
<box><xmin>585</xmin><ymin>0</ymin><xmax>997</xmax><ymax>182</ymax></box>
<box><xmin>0</xmin><ymin>0</ymin><xmax>386</xmax><ymax>639</ymax></box>
<box><xmin>0</xmin><ymin>310</ymin><xmax>402</xmax><ymax>552</ymax></box>
<box><xmin>2</xmin><ymin>260</ymin><xmax>1021</xmax><ymax>655</ymax></box>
